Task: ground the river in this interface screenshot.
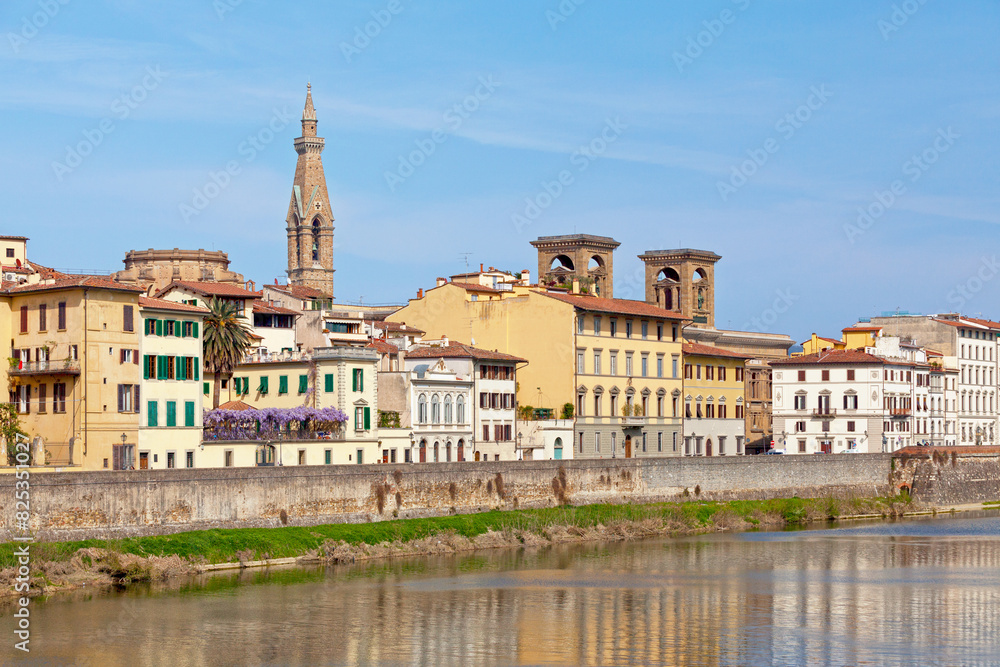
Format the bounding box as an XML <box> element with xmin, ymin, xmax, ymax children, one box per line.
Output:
<box><xmin>8</xmin><ymin>512</ymin><xmax>1000</xmax><ymax>666</ymax></box>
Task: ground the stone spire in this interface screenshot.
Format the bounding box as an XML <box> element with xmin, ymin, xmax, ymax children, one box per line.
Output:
<box><xmin>285</xmin><ymin>83</ymin><xmax>335</xmax><ymax>296</ymax></box>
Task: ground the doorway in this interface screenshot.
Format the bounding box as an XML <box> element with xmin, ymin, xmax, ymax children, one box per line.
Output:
<box><xmin>139</xmin><ymin>452</ymin><xmax>149</xmax><ymax>470</ymax></box>
<box><xmin>706</xmin><ymin>439</ymin><xmax>713</xmax><ymax>457</ymax></box>
<box><xmin>624</xmin><ymin>436</ymin><xmax>632</xmax><ymax>458</ymax></box>
<box><xmin>419</xmin><ymin>440</ymin><xmax>427</xmax><ymax>463</ymax></box>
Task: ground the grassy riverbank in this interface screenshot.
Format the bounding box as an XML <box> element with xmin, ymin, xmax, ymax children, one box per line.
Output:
<box><xmin>2</xmin><ymin>495</ymin><xmax>915</xmax><ymax>594</ymax></box>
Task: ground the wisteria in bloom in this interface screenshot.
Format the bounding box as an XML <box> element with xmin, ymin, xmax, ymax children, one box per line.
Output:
<box><xmin>203</xmin><ymin>406</ymin><xmax>348</xmax><ymax>441</ymax></box>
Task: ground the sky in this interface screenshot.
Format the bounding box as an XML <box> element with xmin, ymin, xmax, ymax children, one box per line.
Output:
<box><xmin>2</xmin><ymin>0</ymin><xmax>999</xmax><ymax>344</ymax></box>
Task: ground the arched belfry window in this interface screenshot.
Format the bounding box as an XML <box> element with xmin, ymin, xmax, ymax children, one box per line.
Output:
<box><xmin>312</xmin><ymin>218</ymin><xmax>322</xmax><ymax>262</ymax></box>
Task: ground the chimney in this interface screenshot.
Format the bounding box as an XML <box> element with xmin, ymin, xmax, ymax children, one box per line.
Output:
<box><xmin>520</xmin><ymin>269</ymin><xmax>531</xmax><ymax>285</ymax></box>
<box><xmin>442</xmin><ymin>335</ymin><xmax>449</xmax><ymax>347</ymax></box>
<box><xmin>436</xmin><ymin>277</ymin><xmax>447</xmax><ymax>287</ymax></box>
<box><xmin>480</xmin><ymin>263</ymin><xmax>484</xmax><ymax>272</ymax></box>
<box><xmin>572</xmin><ymin>278</ymin><xmax>581</xmax><ymax>294</ymax></box>
<box><xmin>417</xmin><ymin>288</ymin><xmax>424</xmax><ymax>299</ymax></box>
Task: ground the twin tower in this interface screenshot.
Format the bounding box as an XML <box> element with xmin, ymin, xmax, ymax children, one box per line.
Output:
<box><xmin>531</xmin><ymin>234</ymin><xmax>721</xmax><ymax>328</ymax></box>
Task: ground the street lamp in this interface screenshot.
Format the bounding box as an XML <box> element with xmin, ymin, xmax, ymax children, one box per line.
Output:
<box><xmin>517</xmin><ymin>431</ymin><xmax>522</xmax><ymax>461</ymax></box>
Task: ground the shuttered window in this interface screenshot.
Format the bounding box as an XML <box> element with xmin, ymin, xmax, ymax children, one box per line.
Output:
<box><xmin>279</xmin><ymin>375</ymin><xmax>288</xmax><ymax>395</ymax></box>
<box><xmin>147</xmin><ymin>401</ymin><xmax>158</xmax><ymax>427</ymax></box>
<box><xmin>324</xmin><ymin>374</ymin><xmax>334</xmax><ymax>393</ymax></box>
<box><xmin>298</xmin><ymin>375</ymin><xmax>308</xmax><ymax>394</ymax></box>
<box><xmin>184</xmin><ymin>401</ymin><xmax>195</xmax><ymax>427</ymax></box>
<box><xmin>166</xmin><ymin>401</ymin><xmax>177</xmax><ymax>427</ymax></box>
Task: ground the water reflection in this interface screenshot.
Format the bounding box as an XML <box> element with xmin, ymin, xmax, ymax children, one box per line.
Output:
<box><xmin>12</xmin><ymin>513</ymin><xmax>1000</xmax><ymax>666</ymax></box>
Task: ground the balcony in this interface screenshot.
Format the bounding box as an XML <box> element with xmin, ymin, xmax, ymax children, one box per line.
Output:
<box><xmin>811</xmin><ymin>408</ymin><xmax>837</xmax><ymax>418</ymax></box>
<box><xmin>10</xmin><ymin>359</ymin><xmax>81</xmax><ymax>376</ymax></box>
<box><xmin>621</xmin><ymin>416</ymin><xmax>646</xmax><ymax>427</ymax></box>
<box><xmin>890</xmin><ymin>407</ymin><xmax>911</xmax><ymax>417</ymax></box>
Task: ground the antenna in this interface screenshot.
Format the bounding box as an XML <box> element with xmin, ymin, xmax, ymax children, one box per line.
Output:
<box><xmin>459</xmin><ymin>252</ymin><xmax>472</xmax><ymax>271</ymax></box>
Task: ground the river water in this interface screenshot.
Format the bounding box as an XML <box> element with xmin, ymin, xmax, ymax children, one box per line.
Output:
<box><xmin>8</xmin><ymin>512</ymin><xmax>1000</xmax><ymax>666</ymax></box>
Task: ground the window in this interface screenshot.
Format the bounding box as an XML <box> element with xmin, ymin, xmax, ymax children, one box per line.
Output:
<box><xmin>444</xmin><ymin>395</ymin><xmax>453</xmax><ymax>423</ymax></box>
<box><xmin>54</xmin><ymin>383</ymin><xmax>66</xmax><ymax>413</ymax></box>
<box><xmin>185</xmin><ymin>451</ymin><xmax>194</xmax><ymax>468</ymax></box>
<box><xmin>595</xmin><ymin>432</ymin><xmax>601</xmax><ymax>453</ymax></box>
<box><xmin>610</xmin><ymin>319</ymin><xmax>617</xmax><ymax>337</ymax></box>
<box><xmin>706</xmin><ymin>365</ymin><xmax>714</xmax><ymax>381</ymax></box>
<box><xmin>673</xmin><ymin>356</ymin><xmax>679</xmax><ymax>378</ymax></box>
<box><xmin>798</xmin><ymin>370</ymin><xmax>806</xmax><ymax>382</ymax></box>
<box><xmin>279</xmin><ymin>375</ymin><xmax>289</xmax><ymax>395</ymax></box>
<box><xmin>352</xmin><ymin>368</ymin><xmax>364</xmax><ymax>391</ymax></box>
<box><xmin>736</xmin><ymin>367</ymin><xmax>744</xmax><ymax>381</ymax></box>
<box><xmin>610</xmin><ymin>352</ymin><xmax>618</xmax><ymax>376</ymax></box>
<box><xmin>577</xmin><ymin>317</ymin><xmax>584</xmax><ymax>334</ymax></box>
<box><xmin>39</xmin><ymin>304</ymin><xmax>47</xmax><ymax>331</ymax></box>
<box><xmin>593</xmin><ymin>350</ymin><xmax>602</xmax><ymax>375</ymax></box>
<box><xmin>164</xmin><ymin>320</ymin><xmax>175</xmax><ymax>336</ymax></box>
<box><xmin>324</xmin><ymin>374</ymin><xmax>334</xmax><ymax>393</ymax></box>
<box><xmin>794</xmin><ymin>395</ymin><xmax>806</xmax><ymax>410</ymax></box>
<box><xmin>184</xmin><ymin>401</ymin><xmax>195</xmax><ymax>427</ymax></box>
<box><xmin>625</xmin><ymin>353</ymin><xmax>633</xmax><ymax>376</ymax></box>
<box><xmin>418</xmin><ymin>395</ymin><xmax>427</xmax><ymax>423</ymax></box>
<box><xmin>355</xmin><ymin>406</ymin><xmax>371</xmax><ymax>430</ymax></box>
<box><xmin>673</xmin><ymin>432</ymin><xmax>678</xmax><ymax>452</ymax></box>
<box><xmin>795</xmin><ymin>421</ymin><xmax>806</xmax><ymax>433</ymax></box>
<box><xmin>847</xmin><ymin>369</ymin><xmax>855</xmax><ymax>381</ymax></box>
<box><xmin>19</xmin><ymin>306</ymin><xmax>27</xmax><ymax>333</ymax></box>
<box><xmin>641</xmin><ymin>322</ymin><xmax>648</xmax><ymax>339</ymax></box>
<box><xmin>657</xmin><ymin>323</ymin><xmax>663</xmax><ymax>341</ymax></box>
<box><xmin>657</xmin><ymin>355</ymin><xmax>664</xmax><ymax>378</ymax></box>
<box><xmin>822</xmin><ymin>370</ymin><xmax>830</xmax><ymax>381</ymax></box>
<box><xmin>641</xmin><ymin>354</ymin><xmax>648</xmax><ymax>377</ymax></box>
<box><xmin>685</xmin><ymin>364</ymin><xmax>692</xmax><ymax>380</ymax></box>
<box><xmin>166</xmin><ymin>401</ymin><xmax>177</xmax><ymax>427</ymax></box>
<box><xmin>847</xmin><ymin>421</ymin><xmax>856</xmax><ymax>432</ymax></box>
<box><xmin>258</xmin><ymin>376</ymin><xmax>269</xmax><ymax>395</ymax></box>
<box><xmin>457</xmin><ymin>395</ymin><xmax>465</xmax><ymax>424</ymax></box>
<box><xmin>719</xmin><ymin>436</ymin><xmax>726</xmax><ymax>455</ymax></box>
<box><xmin>225</xmin><ymin>450</ymin><xmax>234</xmax><ymax>467</ymax></box>
<box><xmin>147</xmin><ymin>401</ymin><xmax>159</xmax><ymax>427</ymax></box>
<box><xmin>37</xmin><ymin>384</ymin><xmax>47</xmax><ymax>414</ymax></box>
<box><xmin>577</xmin><ymin>351</ymin><xmax>585</xmax><ymax>374</ymax></box>
<box><xmin>844</xmin><ymin>394</ymin><xmax>858</xmax><ymax>410</ymax></box>
<box><xmin>15</xmin><ymin>385</ymin><xmax>29</xmax><ymax>414</ymax></box>
<box><xmin>167</xmin><ymin>452</ymin><xmax>175</xmax><ymax>469</ymax></box>
<box><xmin>298</xmin><ymin>450</ymin><xmax>306</xmax><ymax>465</ymax></box>
<box><xmin>735</xmin><ymin>404</ymin><xmax>744</xmax><ymax>419</ymax></box>
<box><xmin>593</xmin><ymin>316</ymin><xmax>602</xmax><ymax>335</ymax></box>
<box><xmin>696</xmin><ymin>365</ymin><xmax>701</xmax><ymax>380</ymax></box>
<box><xmin>123</xmin><ymin>305</ymin><xmax>134</xmax><ymax>332</ymax></box>
<box><xmin>798</xmin><ymin>439</ymin><xmax>807</xmax><ymax>453</ymax></box>
<box><xmin>58</xmin><ymin>302</ymin><xmax>66</xmax><ymax>330</ymax></box>
<box><xmin>625</xmin><ymin>321</ymin><xmax>633</xmax><ymax>338</ymax></box>
<box><xmin>431</xmin><ymin>396</ymin><xmax>440</xmax><ymax>423</ymax></box>
<box><xmin>4</xmin><ymin>248</ymin><xmax>11</xmax><ymax>258</ymax></box>
<box><xmin>117</xmin><ymin>384</ymin><xmax>139</xmax><ymax>413</ymax></box>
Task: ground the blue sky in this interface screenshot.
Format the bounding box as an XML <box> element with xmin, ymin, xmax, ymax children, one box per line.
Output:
<box><xmin>2</xmin><ymin>0</ymin><xmax>999</xmax><ymax>343</ymax></box>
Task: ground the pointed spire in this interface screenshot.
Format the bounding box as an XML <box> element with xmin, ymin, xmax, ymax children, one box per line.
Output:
<box><xmin>302</xmin><ymin>82</ymin><xmax>316</xmax><ymax>121</ymax></box>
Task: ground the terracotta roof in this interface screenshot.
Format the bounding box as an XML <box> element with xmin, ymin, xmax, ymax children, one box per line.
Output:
<box><xmin>0</xmin><ymin>266</ymin><xmax>31</xmax><ymax>275</ymax></box>
<box><xmin>252</xmin><ymin>300</ymin><xmax>300</xmax><ymax>316</ymax></box>
<box><xmin>2</xmin><ymin>276</ymin><xmax>145</xmax><ymax>294</ymax></box>
<box><xmin>376</xmin><ymin>320</ymin><xmax>426</xmax><ymax>335</ymax></box>
<box><xmin>138</xmin><ymin>296</ymin><xmax>210</xmax><ymax>314</ymax></box>
<box><xmin>541</xmin><ymin>291</ymin><xmax>689</xmax><ymax>320</ymax></box>
<box><xmin>843</xmin><ymin>326</ymin><xmax>883</xmax><ymax>332</ymax></box>
<box><xmin>962</xmin><ymin>316</ymin><xmax>1000</xmax><ymax>330</ymax></box>
<box><xmin>449</xmin><ymin>282</ymin><xmax>501</xmax><ymax>293</ymax></box>
<box><xmin>682</xmin><ymin>342</ymin><xmax>751</xmax><ymax>359</ymax></box>
<box><xmin>155</xmin><ymin>281</ymin><xmax>261</xmax><ymax>299</ymax></box>
<box><xmin>771</xmin><ymin>349</ymin><xmax>886</xmax><ymax>366</ymax></box>
<box><xmin>267</xmin><ymin>283</ymin><xmax>330</xmax><ymax>299</ymax></box>
<box><xmin>367</xmin><ymin>339</ymin><xmax>400</xmax><ymax>355</ymax></box>
<box><xmin>406</xmin><ymin>341</ymin><xmax>527</xmax><ymax>363</ymax></box>
<box><xmin>217</xmin><ymin>400</ymin><xmax>255</xmax><ymax>411</ymax></box>
<box><xmin>25</xmin><ymin>261</ymin><xmax>68</xmax><ymax>280</ymax></box>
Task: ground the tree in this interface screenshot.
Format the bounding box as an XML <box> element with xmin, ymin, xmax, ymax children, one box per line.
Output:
<box><xmin>1</xmin><ymin>403</ymin><xmax>28</xmax><ymax>466</ymax></box>
<box><xmin>202</xmin><ymin>297</ymin><xmax>254</xmax><ymax>409</ymax></box>
<box><xmin>560</xmin><ymin>402</ymin><xmax>574</xmax><ymax>419</ymax></box>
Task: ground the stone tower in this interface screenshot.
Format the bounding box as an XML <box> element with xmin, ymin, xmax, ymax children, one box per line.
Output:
<box><xmin>638</xmin><ymin>249</ymin><xmax>721</xmax><ymax>327</ymax></box>
<box><xmin>530</xmin><ymin>234</ymin><xmax>620</xmax><ymax>298</ymax></box>
<box><xmin>286</xmin><ymin>83</ymin><xmax>336</xmax><ymax>296</ymax></box>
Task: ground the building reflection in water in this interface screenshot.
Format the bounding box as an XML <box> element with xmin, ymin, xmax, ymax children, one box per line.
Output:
<box><xmin>23</xmin><ymin>515</ymin><xmax>1000</xmax><ymax>666</ymax></box>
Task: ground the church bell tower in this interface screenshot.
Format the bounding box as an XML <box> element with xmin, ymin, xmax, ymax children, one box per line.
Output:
<box><xmin>286</xmin><ymin>83</ymin><xmax>336</xmax><ymax>296</ymax></box>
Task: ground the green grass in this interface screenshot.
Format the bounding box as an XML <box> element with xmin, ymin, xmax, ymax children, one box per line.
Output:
<box><xmin>0</xmin><ymin>495</ymin><xmax>913</xmax><ymax>570</ymax></box>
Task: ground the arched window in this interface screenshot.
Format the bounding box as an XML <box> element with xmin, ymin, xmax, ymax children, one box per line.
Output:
<box><xmin>431</xmin><ymin>395</ymin><xmax>440</xmax><ymax>423</ymax></box>
<box><xmin>456</xmin><ymin>395</ymin><xmax>465</xmax><ymax>424</ymax></box>
<box><xmin>418</xmin><ymin>394</ymin><xmax>427</xmax><ymax>424</ymax></box>
<box><xmin>444</xmin><ymin>396</ymin><xmax>453</xmax><ymax>423</ymax></box>
<box><xmin>311</xmin><ymin>218</ymin><xmax>321</xmax><ymax>262</ymax></box>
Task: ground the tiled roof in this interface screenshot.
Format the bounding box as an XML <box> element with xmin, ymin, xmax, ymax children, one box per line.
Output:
<box><xmin>0</xmin><ymin>235</ymin><xmax>28</xmax><ymax>241</ymax></box>
<box><xmin>376</xmin><ymin>320</ymin><xmax>426</xmax><ymax>334</ymax></box>
<box><xmin>138</xmin><ymin>296</ymin><xmax>210</xmax><ymax>314</ymax></box>
<box><xmin>2</xmin><ymin>276</ymin><xmax>146</xmax><ymax>294</ymax></box>
<box><xmin>24</xmin><ymin>261</ymin><xmax>69</xmax><ymax>280</ymax></box>
<box><xmin>0</xmin><ymin>266</ymin><xmax>31</xmax><ymax>275</ymax></box>
<box><xmin>367</xmin><ymin>339</ymin><xmax>400</xmax><ymax>355</ymax></box>
<box><xmin>217</xmin><ymin>400</ymin><xmax>255</xmax><ymax>411</ymax></box>
<box><xmin>406</xmin><ymin>341</ymin><xmax>527</xmax><ymax>363</ymax></box>
<box><xmin>962</xmin><ymin>316</ymin><xmax>1000</xmax><ymax>330</ymax></box>
<box><xmin>771</xmin><ymin>349</ymin><xmax>886</xmax><ymax>366</ymax></box>
<box><xmin>682</xmin><ymin>342</ymin><xmax>751</xmax><ymax>359</ymax></box>
<box><xmin>252</xmin><ymin>300</ymin><xmax>300</xmax><ymax>316</ymax></box>
<box><xmin>449</xmin><ymin>282</ymin><xmax>501</xmax><ymax>293</ymax></box>
<box><xmin>541</xmin><ymin>291</ymin><xmax>689</xmax><ymax>320</ymax></box>
<box><xmin>155</xmin><ymin>281</ymin><xmax>261</xmax><ymax>299</ymax></box>
<box><xmin>267</xmin><ymin>283</ymin><xmax>330</xmax><ymax>299</ymax></box>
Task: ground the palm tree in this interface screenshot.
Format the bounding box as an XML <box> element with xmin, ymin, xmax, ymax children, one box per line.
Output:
<box><xmin>203</xmin><ymin>297</ymin><xmax>254</xmax><ymax>409</ymax></box>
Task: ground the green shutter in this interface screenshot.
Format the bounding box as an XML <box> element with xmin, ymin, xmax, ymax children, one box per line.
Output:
<box><xmin>203</xmin><ymin>382</ymin><xmax>209</xmax><ymax>395</ymax></box>
<box><xmin>298</xmin><ymin>374</ymin><xmax>308</xmax><ymax>394</ymax></box>
<box><xmin>155</xmin><ymin>319</ymin><xmax>163</xmax><ymax>336</ymax></box>
<box><xmin>156</xmin><ymin>356</ymin><xmax>166</xmax><ymax>380</ymax></box>
<box><xmin>176</xmin><ymin>356</ymin><xmax>185</xmax><ymax>381</ymax></box>
<box><xmin>279</xmin><ymin>375</ymin><xmax>288</xmax><ymax>395</ymax></box>
<box><xmin>352</xmin><ymin>369</ymin><xmax>358</xmax><ymax>392</ymax></box>
<box><xmin>358</xmin><ymin>370</ymin><xmax>364</xmax><ymax>392</ymax></box>
<box><xmin>193</xmin><ymin>361</ymin><xmax>199</xmax><ymax>381</ymax></box>
<box><xmin>259</xmin><ymin>376</ymin><xmax>268</xmax><ymax>394</ymax></box>
<box><xmin>184</xmin><ymin>401</ymin><xmax>195</xmax><ymax>427</ymax></box>
<box><xmin>166</xmin><ymin>401</ymin><xmax>176</xmax><ymax>427</ymax></box>
<box><xmin>147</xmin><ymin>401</ymin><xmax>158</xmax><ymax>427</ymax></box>
<box><xmin>145</xmin><ymin>318</ymin><xmax>155</xmax><ymax>335</ymax></box>
<box><xmin>174</xmin><ymin>320</ymin><xmax>181</xmax><ymax>337</ymax></box>
<box><xmin>192</xmin><ymin>321</ymin><xmax>199</xmax><ymax>337</ymax></box>
<box><xmin>143</xmin><ymin>355</ymin><xmax>151</xmax><ymax>380</ymax></box>
<box><xmin>324</xmin><ymin>374</ymin><xmax>334</xmax><ymax>393</ymax></box>
<box><xmin>364</xmin><ymin>407</ymin><xmax>371</xmax><ymax>430</ymax></box>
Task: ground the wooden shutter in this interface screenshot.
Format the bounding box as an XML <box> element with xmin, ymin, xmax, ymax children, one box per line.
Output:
<box><xmin>155</xmin><ymin>319</ymin><xmax>163</xmax><ymax>336</ymax></box>
<box><xmin>185</xmin><ymin>401</ymin><xmax>195</xmax><ymax>427</ymax></box>
<box><xmin>133</xmin><ymin>349</ymin><xmax>139</xmax><ymax>364</ymax></box>
<box><xmin>352</xmin><ymin>370</ymin><xmax>358</xmax><ymax>392</ymax></box>
<box><xmin>133</xmin><ymin>385</ymin><xmax>140</xmax><ymax>413</ymax></box>
<box><xmin>148</xmin><ymin>401</ymin><xmax>158</xmax><ymax>427</ymax></box>
<box><xmin>174</xmin><ymin>320</ymin><xmax>181</xmax><ymax>337</ymax></box>
<box><xmin>192</xmin><ymin>322</ymin><xmax>199</xmax><ymax>337</ymax></box>
<box><xmin>279</xmin><ymin>375</ymin><xmax>288</xmax><ymax>394</ymax></box>
<box><xmin>166</xmin><ymin>401</ymin><xmax>176</xmax><ymax>427</ymax></box>
<box><xmin>324</xmin><ymin>374</ymin><xmax>334</xmax><ymax>393</ymax></box>
<box><xmin>193</xmin><ymin>361</ymin><xmax>199</xmax><ymax>381</ymax></box>
<box><xmin>117</xmin><ymin>385</ymin><xmax>124</xmax><ymax>412</ymax></box>
<box><xmin>364</xmin><ymin>407</ymin><xmax>371</xmax><ymax>430</ymax></box>
<box><xmin>298</xmin><ymin>375</ymin><xmax>308</xmax><ymax>394</ymax></box>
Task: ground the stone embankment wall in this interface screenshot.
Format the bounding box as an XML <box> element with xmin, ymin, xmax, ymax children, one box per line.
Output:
<box><xmin>0</xmin><ymin>455</ymin><xmax>896</xmax><ymax>542</ymax></box>
<box><xmin>891</xmin><ymin>447</ymin><xmax>1000</xmax><ymax>505</ymax></box>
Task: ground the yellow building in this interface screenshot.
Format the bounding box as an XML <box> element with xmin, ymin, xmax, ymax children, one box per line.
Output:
<box><xmin>800</xmin><ymin>334</ymin><xmax>845</xmax><ymax>356</ymax></box>
<box><xmin>4</xmin><ymin>277</ymin><xmax>146</xmax><ymax>470</ymax></box>
<box><xmin>681</xmin><ymin>342</ymin><xmax>749</xmax><ymax>456</ymax></box>
<box><xmin>388</xmin><ymin>282</ymin><xmax>687</xmax><ymax>458</ymax></box>
<box><xmin>137</xmin><ymin>297</ymin><xmax>208</xmax><ymax>470</ymax></box>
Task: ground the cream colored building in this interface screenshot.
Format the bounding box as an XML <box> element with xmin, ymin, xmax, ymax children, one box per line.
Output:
<box><xmin>137</xmin><ymin>297</ymin><xmax>208</xmax><ymax>470</ymax></box>
<box><xmin>681</xmin><ymin>342</ymin><xmax>748</xmax><ymax>456</ymax></box>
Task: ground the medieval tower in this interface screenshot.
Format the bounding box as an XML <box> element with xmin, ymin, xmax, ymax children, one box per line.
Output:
<box><xmin>286</xmin><ymin>84</ymin><xmax>336</xmax><ymax>295</ymax></box>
